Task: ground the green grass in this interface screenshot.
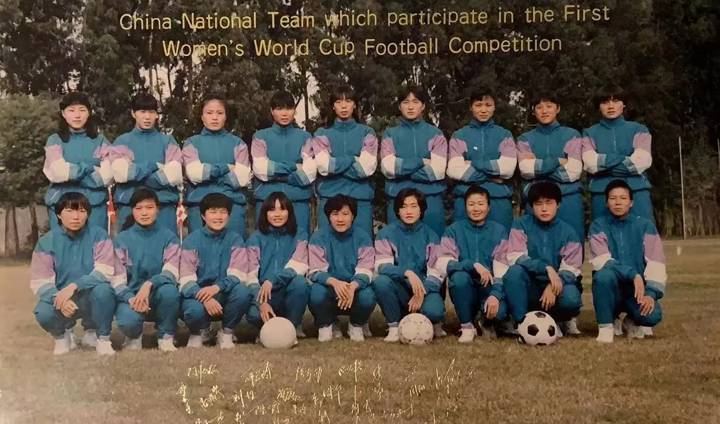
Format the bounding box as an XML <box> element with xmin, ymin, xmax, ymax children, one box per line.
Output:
<box><xmin>1</xmin><ymin>240</ymin><xmax>719</xmax><ymax>423</ymax></box>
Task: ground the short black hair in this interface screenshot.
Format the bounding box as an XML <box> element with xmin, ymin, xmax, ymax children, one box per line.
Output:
<box><xmin>324</xmin><ymin>84</ymin><xmax>361</xmax><ymax>127</ymax></box>
<box><xmin>270</xmin><ymin>90</ymin><xmax>296</xmax><ymax>110</ymax></box>
<box><xmin>464</xmin><ymin>185</ymin><xmax>491</xmax><ymax>204</ymax></box>
<box><xmin>594</xmin><ymin>85</ymin><xmax>627</xmax><ymax>107</ymax></box>
<box><xmin>199</xmin><ymin>193</ymin><xmax>233</xmax><ymax>216</ymax></box>
<box><xmin>397</xmin><ymin>84</ymin><xmax>429</xmax><ymax>106</ymax></box>
<box><xmin>257</xmin><ymin>192</ymin><xmax>297</xmax><ymax>236</ymax></box>
<box><xmin>470</xmin><ymin>88</ymin><xmax>495</xmax><ymax>104</ymax></box>
<box><xmin>57</xmin><ymin>92</ymin><xmax>98</xmax><ymax>142</ymax></box>
<box><xmin>605</xmin><ymin>179</ymin><xmax>633</xmax><ymax>200</ymax></box>
<box><xmin>131</xmin><ymin>92</ymin><xmax>159</xmax><ymax>112</ymax></box>
<box><xmin>531</xmin><ymin>94</ymin><xmax>559</xmax><ymax>108</ymax></box>
<box><xmin>122</xmin><ymin>187</ymin><xmax>160</xmax><ymax>230</ymax></box>
<box><xmin>394</xmin><ymin>188</ymin><xmax>426</xmax><ymax>220</ymax></box>
<box><xmin>54</xmin><ymin>192</ymin><xmax>91</xmax><ymax>225</ymax></box>
<box><xmin>323</xmin><ymin>194</ymin><xmax>357</xmax><ymax>219</ymax></box>
<box><xmin>527</xmin><ymin>181</ymin><xmax>562</xmax><ymax>205</ymax></box>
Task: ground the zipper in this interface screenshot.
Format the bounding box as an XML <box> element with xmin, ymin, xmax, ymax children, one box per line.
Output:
<box><xmin>612</xmin><ymin>127</ymin><xmax>617</xmax><ymax>152</ymax></box>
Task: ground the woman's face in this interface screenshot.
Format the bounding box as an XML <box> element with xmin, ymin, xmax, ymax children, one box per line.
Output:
<box><xmin>465</xmin><ymin>193</ymin><xmax>490</xmax><ymax>224</ymax></box>
<box><xmin>267</xmin><ymin>199</ymin><xmax>289</xmax><ymax>228</ymax></box>
<box><xmin>399</xmin><ymin>93</ymin><xmax>425</xmax><ymax>120</ymax></box>
<box><xmin>132</xmin><ymin>198</ymin><xmax>158</xmax><ymax>227</ymax></box>
<box><xmin>133</xmin><ymin>109</ymin><xmax>159</xmax><ymax>130</ymax></box>
<box><xmin>398</xmin><ymin>195</ymin><xmax>421</xmax><ymax>226</ymax></box>
<box><xmin>333</xmin><ymin>97</ymin><xmax>356</xmax><ymax>120</ymax></box>
<box><xmin>329</xmin><ymin>205</ymin><xmax>354</xmax><ymax>233</ymax></box>
<box><xmin>201</xmin><ymin>100</ymin><xmax>227</xmax><ymax>131</ymax></box>
<box><xmin>470</xmin><ymin>97</ymin><xmax>496</xmax><ymax>122</ymax></box>
<box><xmin>62</xmin><ymin>104</ymin><xmax>90</xmax><ymax>130</ymax></box>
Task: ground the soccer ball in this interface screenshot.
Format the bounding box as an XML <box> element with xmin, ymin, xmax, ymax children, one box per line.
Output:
<box><xmin>517</xmin><ymin>311</ymin><xmax>559</xmax><ymax>346</ymax></box>
<box><xmin>259</xmin><ymin>317</ymin><xmax>297</xmax><ymax>349</ymax></box>
<box><xmin>398</xmin><ymin>313</ymin><xmax>434</xmax><ymax>345</ymax></box>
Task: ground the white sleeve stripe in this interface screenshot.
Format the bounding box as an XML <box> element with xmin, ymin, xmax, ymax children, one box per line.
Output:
<box><xmin>185</xmin><ymin>161</ymin><xmax>205</xmax><ymax>184</ymax></box>
<box><xmin>380</xmin><ymin>155</ymin><xmax>397</xmax><ymax>178</ymax></box>
<box><xmin>497</xmin><ymin>156</ymin><xmax>516</xmax><ymax>178</ymax></box>
<box><xmin>518</xmin><ymin>158</ymin><xmax>536</xmax><ymax>179</ymax></box>
<box><xmin>589</xmin><ymin>253</ymin><xmax>612</xmax><ymax>271</ymax></box>
<box><xmin>446</xmin><ymin>157</ymin><xmax>472</xmax><ymax>180</ymax></box>
<box><xmin>287</xmin><ymin>259</ymin><xmax>309</xmax><ymax>276</ymax></box>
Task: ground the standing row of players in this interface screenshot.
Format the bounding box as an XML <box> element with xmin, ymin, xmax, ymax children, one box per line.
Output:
<box><xmin>44</xmin><ymin>85</ymin><xmax>654</xmax><ymax>243</ymax></box>
<box><xmin>32</xmin><ymin>179</ymin><xmax>665</xmax><ymax>355</ymax></box>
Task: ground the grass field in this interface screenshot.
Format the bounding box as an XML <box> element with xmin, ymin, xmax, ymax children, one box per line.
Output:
<box><xmin>1</xmin><ymin>239</ymin><xmax>719</xmax><ymax>424</ymax></box>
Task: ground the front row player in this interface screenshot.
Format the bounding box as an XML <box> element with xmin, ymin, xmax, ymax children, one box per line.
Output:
<box><xmin>308</xmin><ymin>195</ymin><xmax>377</xmax><ymax>342</ymax></box>
<box><xmin>31</xmin><ymin>192</ymin><xmax>117</xmax><ymax>355</ymax></box>
<box><xmin>179</xmin><ymin>193</ymin><xmax>252</xmax><ymax>349</ymax></box>
<box><xmin>589</xmin><ymin>179</ymin><xmax>665</xmax><ymax>343</ymax></box>
<box><xmin>503</xmin><ymin>181</ymin><xmax>583</xmax><ymax>333</ymax></box>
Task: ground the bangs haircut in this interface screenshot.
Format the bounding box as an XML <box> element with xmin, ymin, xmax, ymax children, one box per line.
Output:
<box><xmin>270</xmin><ymin>91</ymin><xmax>296</xmax><ymax>110</ymax></box>
<box><xmin>323</xmin><ymin>194</ymin><xmax>357</xmax><ymax>219</ymax></box>
<box><xmin>257</xmin><ymin>192</ymin><xmax>297</xmax><ymax>236</ymax></box>
<box><xmin>605</xmin><ymin>179</ymin><xmax>633</xmax><ymax>200</ymax></box>
<box><xmin>470</xmin><ymin>88</ymin><xmax>495</xmax><ymax>104</ymax></box>
<box><xmin>464</xmin><ymin>185</ymin><xmax>491</xmax><ymax>204</ymax></box>
<box><xmin>199</xmin><ymin>193</ymin><xmax>232</xmax><ymax>216</ymax></box>
<box><xmin>54</xmin><ymin>192</ymin><xmax>91</xmax><ymax>217</ymax></box>
<box><xmin>122</xmin><ymin>187</ymin><xmax>160</xmax><ymax>230</ymax></box>
<box><xmin>393</xmin><ymin>188</ymin><xmax>426</xmax><ymax>220</ymax></box>
<box><xmin>397</xmin><ymin>84</ymin><xmax>429</xmax><ymax>106</ymax></box>
<box><xmin>131</xmin><ymin>92</ymin><xmax>159</xmax><ymax>112</ymax></box>
<box><xmin>594</xmin><ymin>85</ymin><xmax>627</xmax><ymax>107</ymax></box>
<box><xmin>531</xmin><ymin>94</ymin><xmax>559</xmax><ymax>108</ymax></box>
<box><xmin>527</xmin><ymin>181</ymin><xmax>562</xmax><ymax>205</ymax></box>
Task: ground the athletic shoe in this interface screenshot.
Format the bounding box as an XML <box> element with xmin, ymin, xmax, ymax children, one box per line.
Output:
<box><xmin>218</xmin><ymin>332</ymin><xmax>234</xmax><ymax>349</ymax></box>
<box><xmin>641</xmin><ymin>326</ymin><xmax>654</xmax><ymax>337</ymax></box>
<box><xmin>53</xmin><ymin>337</ymin><xmax>70</xmax><ymax>355</ymax></box>
<box><xmin>362</xmin><ymin>323</ymin><xmax>372</xmax><ymax>337</ymax></box>
<box><xmin>158</xmin><ymin>337</ymin><xmax>177</xmax><ymax>352</ymax></box>
<box><xmin>596</xmin><ymin>325</ymin><xmax>614</xmax><ymax>343</ymax></box>
<box><xmin>81</xmin><ymin>330</ymin><xmax>98</xmax><ymax>347</ymax></box>
<box><xmin>433</xmin><ymin>323</ymin><xmax>447</xmax><ymax>338</ymax></box>
<box><xmin>318</xmin><ymin>325</ymin><xmax>333</xmax><ymax>342</ymax></box>
<box><xmin>348</xmin><ymin>324</ymin><xmax>365</xmax><ymax>342</ymax></box>
<box><xmin>458</xmin><ymin>327</ymin><xmax>477</xmax><ymax>343</ymax></box>
<box><xmin>296</xmin><ymin>326</ymin><xmax>307</xmax><ymax>339</ymax></box>
<box><xmin>384</xmin><ymin>327</ymin><xmax>400</xmax><ymax>343</ymax></box>
<box><xmin>614</xmin><ymin>318</ymin><xmax>624</xmax><ymax>336</ymax></box>
<box><xmin>187</xmin><ymin>335</ymin><xmax>203</xmax><ymax>348</ymax></box>
<box><xmin>96</xmin><ymin>339</ymin><xmax>115</xmax><ymax>356</ymax></box>
<box><xmin>562</xmin><ymin>317</ymin><xmax>582</xmax><ymax>335</ymax></box>
<box><xmin>623</xmin><ymin>319</ymin><xmax>645</xmax><ymax>339</ymax></box>
<box><xmin>124</xmin><ymin>337</ymin><xmax>142</xmax><ymax>350</ymax></box>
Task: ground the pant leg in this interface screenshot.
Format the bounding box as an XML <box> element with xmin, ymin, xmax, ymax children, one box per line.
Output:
<box><xmin>34</xmin><ymin>300</ymin><xmax>72</xmax><ymax>338</ymax></box>
<box><xmin>592</xmin><ymin>269</ymin><xmax>621</xmax><ymax>326</ymax></box>
<box><xmin>308</xmin><ymin>284</ymin><xmax>337</xmax><ymax>328</ymax></box>
<box><xmin>348</xmin><ymin>287</ymin><xmax>377</xmax><ymax>326</ymax></box>
<box><xmin>423</xmin><ymin>193</ymin><xmax>446</xmax><ymax>237</ymax></box>
<box><xmin>229</xmin><ymin>203</ymin><xmax>246</xmax><ymax>237</ymax></box>
<box><xmin>292</xmin><ymin>200</ymin><xmax>311</xmax><ymax>237</ymax></box>
<box><xmin>157</xmin><ymin>204</ymin><xmax>178</xmax><ymax>234</ymax></box>
<box><xmin>631</xmin><ymin>189</ymin><xmax>655</xmax><ymax>224</ymax></box>
<box><xmin>420</xmin><ymin>291</ymin><xmax>446</xmax><ymax>324</ymax></box>
<box><xmin>182</xmin><ymin>298</ymin><xmax>210</xmax><ymax>334</ymax></box>
<box><xmin>449</xmin><ymin>271</ymin><xmax>479</xmax><ymax>325</ymax></box>
<box><xmin>150</xmin><ymin>284</ymin><xmax>180</xmax><ymax>337</ymax></box>
<box><xmin>558</xmin><ymin>192</ymin><xmax>585</xmax><ymax>241</ymax></box>
<box><xmin>317</xmin><ymin>198</ymin><xmax>330</xmax><ymax>232</ymax></box>
<box><xmin>452</xmin><ymin>197</ymin><xmax>466</xmax><ymax>223</ymax></box>
<box><xmin>88</xmin><ymin>284</ymin><xmax>116</xmax><ymax>337</ymax></box>
<box><xmin>487</xmin><ymin>197</ymin><xmax>513</xmax><ymax>230</ymax></box>
<box><xmin>620</xmin><ymin>281</ymin><xmax>663</xmax><ymax>327</ymax></box>
<box><xmin>503</xmin><ymin>265</ymin><xmax>535</xmax><ymax>322</ymax></box>
<box><xmin>354</xmin><ymin>200</ymin><xmax>373</xmax><ymax>236</ymax></box>
<box><xmin>590</xmin><ymin>193</ymin><xmax>608</xmax><ymax>224</ymax></box>
<box><xmin>477</xmin><ymin>284</ymin><xmax>508</xmax><ymax>323</ymax></box>
<box><xmin>88</xmin><ymin>204</ymin><xmax>108</xmax><ymax>231</ymax></box>
<box><xmin>115</xmin><ymin>301</ymin><xmax>145</xmax><ymax>339</ymax></box>
<box><xmin>551</xmin><ymin>283</ymin><xmax>582</xmax><ymax>322</ymax></box>
<box><xmin>187</xmin><ymin>206</ymin><xmax>203</xmax><ymax>233</ymax></box>
<box><xmin>219</xmin><ymin>284</ymin><xmax>252</xmax><ymax>331</ymax></box>
<box><xmin>372</xmin><ymin>275</ymin><xmax>406</xmax><ymax>325</ymax></box>
<box><xmin>247</xmin><ymin>286</ymin><xmax>290</xmax><ymax>329</ymax></box>
<box><xmin>283</xmin><ymin>275</ymin><xmax>309</xmax><ymax>327</ymax></box>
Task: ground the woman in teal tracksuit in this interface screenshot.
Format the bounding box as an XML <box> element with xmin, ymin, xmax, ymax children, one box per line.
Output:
<box><xmin>245</xmin><ymin>192</ymin><xmax>310</xmax><ymax>335</ymax></box>
<box><xmin>43</xmin><ymin>92</ymin><xmax>113</xmax><ymax>231</ymax></box>
<box><xmin>380</xmin><ymin>86</ymin><xmax>448</xmax><ymax>237</ymax></box>
<box><xmin>112</xmin><ymin>187</ymin><xmax>181</xmax><ymax>352</ymax></box>
<box><xmin>182</xmin><ymin>96</ymin><xmax>252</xmax><ymax>235</ymax></box>
<box><xmin>313</xmin><ymin>85</ymin><xmax>378</xmax><ymax>234</ymax></box>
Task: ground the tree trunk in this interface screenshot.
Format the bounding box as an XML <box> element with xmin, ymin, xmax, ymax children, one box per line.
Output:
<box><xmin>29</xmin><ymin>205</ymin><xmax>39</xmax><ymax>248</ymax></box>
<box><xmin>4</xmin><ymin>207</ymin><xmax>19</xmax><ymax>258</ymax></box>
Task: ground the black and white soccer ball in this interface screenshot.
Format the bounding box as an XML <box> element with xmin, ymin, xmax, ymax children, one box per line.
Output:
<box><xmin>398</xmin><ymin>313</ymin><xmax>434</xmax><ymax>345</ymax></box>
<box><xmin>517</xmin><ymin>311</ymin><xmax>559</xmax><ymax>346</ymax></box>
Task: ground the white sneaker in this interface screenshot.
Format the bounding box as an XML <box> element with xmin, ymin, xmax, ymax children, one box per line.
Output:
<box><xmin>458</xmin><ymin>327</ymin><xmax>477</xmax><ymax>343</ymax></box>
<box><xmin>613</xmin><ymin>318</ymin><xmax>624</xmax><ymax>336</ymax></box>
<box><xmin>53</xmin><ymin>337</ymin><xmax>70</xmax><ymax>355</ymax></box>
<box><xmin>433</xmin><ymin>323</ymin><xmax>447</xmax><ymax>338</ymax></box>
<box><xmin>187</xmin><ymin>335</ymin><xmax>203</xmax><ymax>348</ymax></box>
<box><xmin>124</xmin><ymin>337</ymin><xmax>142</xmax><ymax>350</ymax></box>
<box><xmin>96</xmin><ymin>339</ymin><xmax>115</xmax><ymax>356</ymax></box>
<box><xmin>82</xmin><ymin>330</ymin><xmax>98</xmax><ymax>347</ymax></box>
<box><xmin>296</xmin><ymin>326</ymin><xmax>307</xmax><ymax>339</ymax></box>
<box><xmin>65</xmin><ymin>329</ymin><xmax>77</xmax><ymax>351</ymax></box>
<box><xmin>641</xmin><ymin>326</ymin><xmax>654</xmax><ymax>337</ymax></box>
<box><xmin>563</xmin><ymin>317</ymin><xmax>582</xmax><ymax>335</ymax></box>
<box><xmin>384</xmin><ymin>327</ymin><xmax>400</xmax><ymax>343</ymax></box>
<box><xmin>362</xmin><ymin>323</ymin><xmax>372</xmax><ymax>338</ymax></box>
<box><xmin>218</xmin><ymin>332</ymin><xmax>234</xmax><ymax>349</ymax></box>
<box><xmin>596</xmin><ymin>325</ymin><xmax>614</xmax><ymax>343</ymax></box>
<box><xmin>332</xmin><ymin>323</ymin><xmax>343</xmax><ymax>339</ymax></box>
<box><xmin>348</xmin><ymin>324</ymin><xmax>365</xmax><ymax>342</ymax></box>
<box><xmin>158</xmin><ymin>337</ymin><xmax>177</xmax><ymax>352</ymax></box>
<box><xmin>318</xmin><ymin>325</ymin><xmax>333</xmax><ymax>342</ymax></box>
<box><xmin>623</xmin><ymin>319</ymin><xmax>645</xmax><ymax>339</ymax></box>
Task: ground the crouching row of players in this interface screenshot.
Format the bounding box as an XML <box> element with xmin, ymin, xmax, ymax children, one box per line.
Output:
<box><xmin>31</xmin><ymin>179</ymin><xmax>665</xmax><ymax>355</ymax></box>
